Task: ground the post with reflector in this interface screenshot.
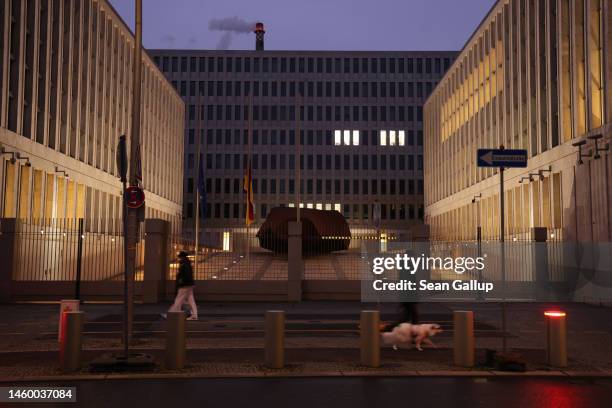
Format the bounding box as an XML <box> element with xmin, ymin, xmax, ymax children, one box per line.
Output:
<box><xmin>360</xmin><ymin>310</ymin><xmax>380</xmax><ymax>367</ymax></box>
<box><xmin>453</xmin><ymin>310</ymin><xmax>474</xmax><ymax>367</ymax></box>
<box><xmin>59</xmin><ymin>311</ymin><xmax>84</xmax><ymax>372</ymax></box>
<box><xmin>58</xmin><ymin>299</ymin><xmax>80</xmax><ymax>342</ymax></box>
<box><xmin>265</xmin><ymin>310</ymin><xmax>285</xmax><ymax>368</ymax></box>
<box><xmin>545</xmin><ymin>310</ymin><xmax>567</xmax><ymax>367</ymax></box>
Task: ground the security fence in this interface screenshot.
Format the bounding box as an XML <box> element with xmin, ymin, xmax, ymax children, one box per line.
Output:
<box><xmin>2</xmin><ymin>215</ymin><xmax>592</xmax><ymax>302</ymax></box>
<box><xmin>168</xmin><ymin>226</ymin><xmax>288</xmax><ymax>281</ymax></box>
<box><xmin>9</xmin><ymin>218</ymin><xmax>144</xmax><ymax>282</ymax></box>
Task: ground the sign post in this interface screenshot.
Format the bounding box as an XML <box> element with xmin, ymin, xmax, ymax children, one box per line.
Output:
<box><xmin>477</xmin><ymin>146</ymin><xmax>527</xmax><ymax>353</ymax></box>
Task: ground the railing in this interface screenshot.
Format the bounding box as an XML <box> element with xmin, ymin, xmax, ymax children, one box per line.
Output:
<box><xmin>11</xmin><ymin>218</ymin><xmax>145</xmax><ymax>282</ymax></box>
<box><xmin>167</xmin><ymin>226</ymin><xmax>288</xmax><ymax>281</ymax></box>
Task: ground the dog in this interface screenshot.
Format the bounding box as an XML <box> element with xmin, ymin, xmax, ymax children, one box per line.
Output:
<box><xmin>381</xmin><ymin>323</ymin><xmax>443</xmax><ymax>351</ymax></box>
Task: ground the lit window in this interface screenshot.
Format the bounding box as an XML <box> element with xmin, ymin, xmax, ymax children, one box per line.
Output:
<box><xmin>334</xmin><ymin>130</ymin><xmax>342</xmax><ymax>145</ymax></box>
<box><xmin>352</xmin><ymin>130</ymin><xmax>359</xmax><ymax>145</ymax></box>
<box><xmin>316</xmin><ymin>203</ymin><xmax>322</xmax><ymax>210</ymax></box>
<box><xmin>223</xmin><ymin>231</ymin><xmax>230</xmax><ymax>251</ymax></box>
<box><xmin>324</xmin><ymin>203</ymin><xmax>332</xmax><ymax>210</ymax></box>
<box><xmin>398</xmin><ymin>130</ymin><xmax>405</xmax><ymax>146</ymax></box>
<box><xmin>299</xmin><ymin>203</ymin><xmax>305</xmax><ymax>208</ymax></box>
<box><xmin>390</xmin><ymin>130</ymin><xmax>396</xmax><ymax>146</ymax></box>
<box><xmin>343</xmin><ymin>130</ymin><xmax>351</xmax><ymax>146</ymax></box>
<box><xmin>307</xmin><ymin>203</ymin><xmax>314</xmax><ymax>209</ymax></box>
<box><xmin>334</xmin><ymin>203</ymin><xmax>341</xmax><ymax>212</ymax></box>
<box><xmin>288</xmin><ymin>203</ymin><xmax>295</xmax><ymax>207</ymax></box>
<box><xmin>380</xmin><ymin>130</ymin><xmax>387</xmax><ymax>146</ymax></box>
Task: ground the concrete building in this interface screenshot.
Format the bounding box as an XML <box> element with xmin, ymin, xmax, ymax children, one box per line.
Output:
<box><xmin>424</xmin><ymin>0</ymin><xmax>611</xmax><ymax>242</ymax></box>
<box><xmin>0</xmin><ymin>0</ymin><xmax>184</xmax><ymax>232</ymax></box>
<box><xmin>149</xmin><ymin>44</ymin><xmax>457</xmax><ymax>240</ymax></box>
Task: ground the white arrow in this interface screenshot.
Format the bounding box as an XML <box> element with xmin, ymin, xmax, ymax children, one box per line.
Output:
<box><xmin>481</xmin><ymin>151</ymin><xmax>493</xmax><ymax>165</ymax></box>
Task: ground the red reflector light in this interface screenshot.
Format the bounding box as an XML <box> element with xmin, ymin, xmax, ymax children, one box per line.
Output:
<box><xmin>544</xmin><ymin>311</ymin><xmax>566</xmax><ymax>318</ymax></box>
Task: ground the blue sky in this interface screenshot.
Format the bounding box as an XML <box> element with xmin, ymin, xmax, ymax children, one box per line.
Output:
<box><xmin>108</xmin><ymin>0</ymin><xmax>496</xmax><ymax>51</ymax></box>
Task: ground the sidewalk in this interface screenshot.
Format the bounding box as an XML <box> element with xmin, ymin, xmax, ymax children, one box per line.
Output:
<box><xmin>1</xmin><ymin>301</ymin><xmax>611</xmax><ymax>379</ymax></box>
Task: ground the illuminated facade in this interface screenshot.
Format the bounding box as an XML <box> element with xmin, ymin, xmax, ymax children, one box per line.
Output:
<box><xmin>0</xmin><ymin>0</ymin><xmax>184</xmax><ymax>231</ymax></box>
<box><xmin>149</xmin><ymin>50</ymin><xmax>457</xmax><ymax>236</ymax></box>
<box><xmin>424</xmin><ymin>0</ymin><xmax>611</xmax><ymax>242</ymax></box>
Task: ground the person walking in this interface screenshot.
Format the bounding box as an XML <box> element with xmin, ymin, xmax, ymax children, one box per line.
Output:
<box><xmin>161</xmin><ymin>251</ymin><xmax>198</xmax><ymax>320</ymax></box>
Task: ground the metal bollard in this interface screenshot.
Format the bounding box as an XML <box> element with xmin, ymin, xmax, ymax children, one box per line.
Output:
<box><xmin>165</xmin><ymin>311</ymin><xmax>186</xmax><ymax>369</ymax></box>
<box><xmin>360</xmin><ymin>310</ymin><xmax>380</xmax><ymax>368</ymax></box>
<box><xmin>454</xmin><ymin>310</ymin><xmax>474</xmax><ymax>367</ymax></box>
<box><xmin>58</xmin><ymin>299</ymin><xmax>80</xmax><ymax>342</ymax></box>
<box><xmin>265</xmin><ymin>310</ymin><xmax>285</xmax><ymax>368</ymax></box>
<box><xmin>59</xmin><ymin>311</ymin><xmax>84</xmax><ymax>372</ymax></box>
<box><xmin>545</xmin><ymin>311</ymin><xmax>567</xmax><ymax>367</ymax></box>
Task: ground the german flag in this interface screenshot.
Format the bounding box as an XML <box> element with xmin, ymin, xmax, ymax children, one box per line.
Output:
<box><xmin>243</xmin><ymin>158</ymin><xmax>254</xmax><ymax>225</ymax></box>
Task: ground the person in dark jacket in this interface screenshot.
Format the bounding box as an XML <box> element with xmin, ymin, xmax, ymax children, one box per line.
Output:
<box><xmin>165</xmin><ymin>251</ymin><xmax>198</xmax><ymax>320</ymax></box>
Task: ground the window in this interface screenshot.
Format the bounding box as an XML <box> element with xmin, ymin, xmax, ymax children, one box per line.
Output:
<box><xmin>398</xmin><ymin>130</ymin><xmax>405</xmax><ymax>146</ymax></box>
<box><xmin>343</xmin><ymin>130</ymin><xmax>350</xmax><ymax>146</ymax></box>
<box><xmin>334</xmin><ymin>130</ymin><xmax>342</xmax><ymax>146</ymax></box>
<box><xmin>389</xmin><ymin>130</ymin><xmax>396</xmax><ymax>146</ymax></box>
<box><xmin>352</xmin><ymin>130</ymin><xmax>359</xmax><ymax>146</ymax></box>
<box><xmin>380</xmin><ymin>130</ymin><xmax>387</xmax><ymax>146</ymax></box>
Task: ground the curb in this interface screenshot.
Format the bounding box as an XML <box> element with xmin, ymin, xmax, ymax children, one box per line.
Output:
<box><xmin>2</xmin><ymin>370</ymin><xmax>612</xmax><ymax>383</ymax></box>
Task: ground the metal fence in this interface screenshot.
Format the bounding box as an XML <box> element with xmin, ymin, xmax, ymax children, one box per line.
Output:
<box><xmin>167</xmin><ymin>226</ymin><xmax>288</xmax><ymax>281</ymax></box>
<box><xmin>303</xmin><ymin>232</ymin><xmax>394</xmax><ymax>280</ymax></box>
<box><xmin>10</xmin><ymin>218</ymin><xmax>145</xmax><ymax>282</ymax></box>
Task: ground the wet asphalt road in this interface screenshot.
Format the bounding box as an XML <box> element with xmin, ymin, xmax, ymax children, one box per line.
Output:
<box><xmin>5</xmin><ymin>377</ymin><xmax>611</xmax><ymax>408</ymax></box>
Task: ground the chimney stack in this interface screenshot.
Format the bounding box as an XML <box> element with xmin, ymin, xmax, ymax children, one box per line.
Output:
<box><xmin>254</xmin><ymin>22</ymin><xmax>265</xmax><ymax>51</ymax></box>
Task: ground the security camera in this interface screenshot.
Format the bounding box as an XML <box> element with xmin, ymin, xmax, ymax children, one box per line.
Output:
<box><xmin>572</xmin><ymin>140</ymin><xmax>587</xmax><ymax>147</ymax></box>
<box><xmin>25</xmin><ymin>161</ymin><xmax>32</xmax><ymax>167</ymax></box>
<box><xmin>9</xmin><ymin>157</ymin><xmax>16</xmax><ymax>165</ymax></box>
<box><xmin>471</xmin><ymin>198</ymin><xmax>475</xmax><ymax>203</ymax></box>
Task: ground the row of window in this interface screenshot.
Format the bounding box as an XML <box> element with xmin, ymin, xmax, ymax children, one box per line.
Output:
<box><xmin>188</xmin><ymin>178</ymin><xmax>425</xmax><ymax>196</ymax></box>
<box><xmin>188</xmin><ymin>129</ymin><xmax>424</xmax><ymax>147</ymax></box>
<box><xmin>155</xmin><ymin>55</ymin><xmax>452</xmax><ymax>75</ymax></box>
<box><xmin>174</xmin><ymin>80</ymin><xmax>436</xmax><ymax>99</ymax></box>
<box><xmin>191</xmin><ymin>153</ymin><xmax>424</xmax><ymax>172</ymax></box>
<box><xmin>186</xmin><ymin>201</ymin><xmax>425</xmax><ymax>222</ymax></box>
<box><xmin>189</xmin><ymin>104</ymin><xmax>424</xmax><ymax>123</ymax></box>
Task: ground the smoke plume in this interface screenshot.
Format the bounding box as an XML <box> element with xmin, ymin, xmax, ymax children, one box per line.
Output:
<box><xmin>216</xmin><ymin>32</ymin><xmax>233</xmax><ymax>50</ymax></box>
<box><xmin>209</xmin><ymin>17</ymin><xmax>256</xmax><ymax>50</ymax></box>
<box><xmin>209</xmin><ymin>17</ymin><xmax>256</xmax><ymax>33</ymax></box>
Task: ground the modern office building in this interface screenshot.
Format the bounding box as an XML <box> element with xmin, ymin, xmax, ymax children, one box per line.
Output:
<box><xmin>150</xmin><ymin>43</ymin><xmax>457</xmax><ymax>239</ymax></box>
<box><xmin>424</xmin><ymin>0</ymin><xmax>611</xmax><ymax>242</ymax></box>
<box><xmin>0</xmin><ymin>0</ymin><xmax>185</xmax><ymax>232</ymax></box>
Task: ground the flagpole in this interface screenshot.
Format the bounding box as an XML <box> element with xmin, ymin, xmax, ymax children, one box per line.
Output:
<box><xmin>194</xmin><ymin>101</ymin><xmax>202</xmax><ymax>270</ymax></box>
<box><xmin>296</xmin><ymin>93</ymin><xmax>301</xmax><ymax>222</ymax></box>
<box><xmin>247</xmin><ymin>92</ymin><xmax>253</xmax><ymax>273</ymax></box>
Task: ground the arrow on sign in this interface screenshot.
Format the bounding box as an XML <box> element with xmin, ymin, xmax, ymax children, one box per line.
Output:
<box><xmin>477</xmin><ymin>148</ymin><xmax>528</xmax><ymax>168</ymax></box>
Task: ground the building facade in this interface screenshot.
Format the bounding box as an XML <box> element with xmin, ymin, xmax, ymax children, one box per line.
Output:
<box><xmin>0</xmin><ymin>0</ymin><xmax>184</xmax><ymax>232</ymax></box>
<box><xmin>424</xmin><ymin>0</ymin><xmax>611</xmax><ymax>242</ymax></box>
<box><xmin>149</xmin><ymin>49</ymin><xmax>456</xmax><ymax>238</ymax></box>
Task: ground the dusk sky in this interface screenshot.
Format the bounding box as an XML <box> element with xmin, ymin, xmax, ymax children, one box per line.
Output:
<box><xmin>108</xmin><ymin>0</ymin><xmax>496</xmax><ymax>51</ymax></box>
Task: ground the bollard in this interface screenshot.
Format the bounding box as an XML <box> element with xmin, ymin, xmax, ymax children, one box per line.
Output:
<box><xmin>59</xmin><ymin>311</ymin><xmax>84</xmax><ymax>372</ymax></box>
<box><xmin>58</xmin><ymin>299</ymin><xmax>80</xmax><ymax>342</ymax></box>
<box><xmin>360</xmin><ymin>310</ymin><xmax>380</xmax><ymax>368</ymax></box>
<box><xmin>165</xmin><ymin>311</ymin><xmax>186</xmax><ymax>369</ymax></box>
<box><xmin>265</xmin><ymin>310</ymin><xmax>285</xmax><ymax>368</ymax></box>
<box><xmin>545</xmin><ymin>311</ymin><xmax>567</xmax><ymax>367</ymax></box>
<box><xmin>453</xmin><ymin>310</ymin><xmax>474</xmax><ymax>367</ymax></box>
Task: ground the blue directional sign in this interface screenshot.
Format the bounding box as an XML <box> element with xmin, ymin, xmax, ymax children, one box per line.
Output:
<box><xmin>477</xmin><ymin>149</ymin><xmax>528</xmax><ymax>168</ymax></box>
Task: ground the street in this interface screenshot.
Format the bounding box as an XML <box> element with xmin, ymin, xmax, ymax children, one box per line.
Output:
<box><xmin>5</xmin><ymin>377</ymin><xmax>611</xmax><ymax>408</ymax></box>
